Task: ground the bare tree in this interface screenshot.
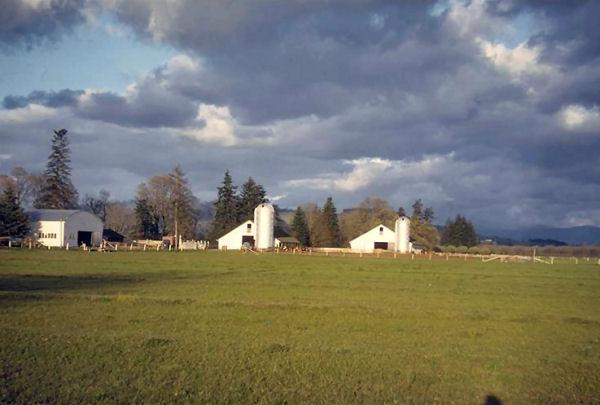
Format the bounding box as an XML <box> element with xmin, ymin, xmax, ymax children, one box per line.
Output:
<box><xmin>82</xmin><ymin>189</ymin><xmax>110</xmax><ymax>222</ymax></box>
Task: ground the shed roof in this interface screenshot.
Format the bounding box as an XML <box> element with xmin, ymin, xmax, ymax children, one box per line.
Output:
<box><xmin>27</xmin><ymin>209</ymin><xmax>80</xmax><ymax>222</ymax></box>
<box><xmin>275</xmin><ymin>236</ymin><xmax>300</xmax><ymax>244</ymax></box>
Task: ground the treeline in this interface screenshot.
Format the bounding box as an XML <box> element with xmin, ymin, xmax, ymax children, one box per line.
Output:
<box><xmin>1</xmin><ymin>128</ymin><xmax>486</xmax><ymax>249</ymax></box>
<box><xmin>439</xmin><ymin>244</ymin><xmax>600</xmax><ymax>258</ymax></box>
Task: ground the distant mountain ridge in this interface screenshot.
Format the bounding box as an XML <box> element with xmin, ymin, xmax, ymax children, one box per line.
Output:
<box><xmin>477</xmin><ymin>225</ymin><xmax>600</xmax><ymax>246</ymax></box>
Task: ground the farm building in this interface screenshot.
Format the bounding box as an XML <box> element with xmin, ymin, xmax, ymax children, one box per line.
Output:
<box><xmin>216</xmin><ymin>220</ymin><xmax>255</xmax><ymax>250</ymax></box>
<box><xmin>349</xmin><ymin>224</ymin><xmax>397</xmax><ymax>252</ymax></box>
<box><xmin>28</xmin><ymin>209</ymin><xmax>103</xmax><ymax>248</ymax></box>
<box><xmin>274</xmin><ymin>236</ymin><xmax>300</xmax><ymax>249</ymax></box>
<box><xmin>217</xmin><ymin>203</ymin><xmax>299</xmax><ymax>250</ymax></box>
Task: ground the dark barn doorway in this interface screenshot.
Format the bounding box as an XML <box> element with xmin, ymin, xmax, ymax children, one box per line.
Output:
<box><xmin>242</xmin><ymin>235</ymin><xmax>255</xmax><ymax>247</ymax></box>
<box><xmin>77</xmin><ymin>231</ymin><xmax>92</xmax><ymax>246</ymax></box>
<box><xmin>374</xmin><ymin>242</ymin><xmax>388</xmax><ymax>250</ymax></box>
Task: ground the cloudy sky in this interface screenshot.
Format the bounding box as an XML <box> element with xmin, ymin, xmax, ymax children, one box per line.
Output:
<box><xmin>1</xmin><ymin>0</ymin><xmax>599</xmax><ymax>229</ymax></box>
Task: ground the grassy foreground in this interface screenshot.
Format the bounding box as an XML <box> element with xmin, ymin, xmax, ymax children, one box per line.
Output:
<box><xmin>0</xmin><ymin>250</ymin><xmax>599</xmax><ymax>404</ymax></box>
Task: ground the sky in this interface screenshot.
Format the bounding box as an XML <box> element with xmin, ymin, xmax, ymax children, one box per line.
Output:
<box><xmin>1</xmin><ymin>0</ymin><xmax>599</xmax><ymax>230</ymax></box>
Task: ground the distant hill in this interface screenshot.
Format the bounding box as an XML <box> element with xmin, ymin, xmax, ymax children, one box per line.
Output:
<box><xmin>477</xmin><ymin>225</ymin><xmax>600</xmax><ymax>246</ymax></box>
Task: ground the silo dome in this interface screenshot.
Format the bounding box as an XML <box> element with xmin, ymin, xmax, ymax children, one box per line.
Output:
<box><xmin>254</xmin><ymin>203</ymin><xmax>275</xmax><ymax>250</ymax></box>
<box><xmin>395</xmin><ymin>216</ymin><xmax>411</xmax><ymax>253</ymax></box>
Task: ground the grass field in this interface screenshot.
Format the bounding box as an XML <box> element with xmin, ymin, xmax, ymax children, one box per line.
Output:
<box><xmin>1</xmin><ymin>250</ymin><xmax>599</xmax><ymax>404</ymax></box>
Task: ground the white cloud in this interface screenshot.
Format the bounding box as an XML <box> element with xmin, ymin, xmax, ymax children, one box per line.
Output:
<box><xmin>479</xmin><ymin>40</ymin><xmax>552</xmax><ymax>77</ymax></box>
<box><xmin>181</xmin><ymin>104</ymin><xmax>238</xmax><ymax>146</ymax></box>
<box><xmin>165</xmin><ymin>53</ymin><xmax>200</xmax><ymax>75</ymax></box>
<box><xmin>267</xmin><ymin>194</ymin><xmax>287</xmax><ymax>202</ymax></box>
<box><xmin>285</xmin><ymin>154</ymin><xmax>456</xmax><ymax>192</ymax></box>
<box><xmin>558</xmin><ymin>104</ymin><xmax>600</xmax><ymax>132</ymax></box>
<box><xmin>0</xmin><ymin>104</ymin><xmax>57</xmax><ymax>124</ymax></box>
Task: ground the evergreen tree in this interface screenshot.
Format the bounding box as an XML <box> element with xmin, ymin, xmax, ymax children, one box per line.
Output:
<box><xmin>34</xmin><ymin>129</ymin><xmax>78</xmax><ymax>209</ymax></box>
<box><xmin>134</xmin><ymin>198</ymin><xmax>160</xmax><ymax>239</ymax></box>
<box><xmin>321</xmin><ymin>196</ymin><xmax>341</xmax><ymax>247</ymax></box>
<box><xmin>441</xmin><ymin>214</ymin><xmax>478</xmax><ymax>247</ymax></box>
<box><xmin>291</xmin><ymin>206</ymin><xmax>310</xmax><ymax>246</ymax></box>
<box><xmin>0</xmin><ymin>182</ymin><xmax>30</xmax><ymax>237</ymax></box>
<box><xmin>169</xmin><ymin>166</ymin><xmax>197</xmax><ymax>240</ymax></box>
<box><xmin>411</xmin><ymin>199</ymin><xmax>424</xmax><ymax>221</ymax></box>
<box><xmin>423</xmin><ymin>207</ymin><xmax>435</xmax><ymax>223</ymax></box>
<box><xmin>397</xmin><ymin>206</ymin><xmax>406</xmax><ymax>217</ymax></box>
<box><xmin>410</xmin><ymin>199</ymin><xmax>440</xmax><ymax>250</ymax></box>
<box><xmin>238</xmin><ymin>177</ymin><xmax>267</xmax><ymax>221</ymax></box>
<box><xmin>210</xmin><ymin>170</ymin><xmax>239</xmax><ymax>239</ymax></box>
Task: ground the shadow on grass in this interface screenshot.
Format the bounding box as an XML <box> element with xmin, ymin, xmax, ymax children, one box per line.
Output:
<box><xmin>0</xmin><ymin>274</ymin><xmax>144</xmax><ymax>304</ymax></box>
<box><xmin>0</xmin><ymin>274</ymin><xmax>143</xmax><ymax>294</ymax></box>
<box><xmin>484</xmin><ymin>394</ymin><xmax>503</xmax><ymax>405</ymax></box>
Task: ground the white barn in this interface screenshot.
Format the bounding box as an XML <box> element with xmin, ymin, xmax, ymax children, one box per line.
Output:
<box><xmin>28</xmin><ymin>209</ymin><xmax>103</xmax><ymax>248</ymax></box>
<box><xmin>216</xmin><ymin>220</ymin><xmax>255</xmax><ymax>250</ymax></box>
<box><xmin>349</xmin><ymin>224</ymin><xmax>396</xmax><ymax>253</ymax></box>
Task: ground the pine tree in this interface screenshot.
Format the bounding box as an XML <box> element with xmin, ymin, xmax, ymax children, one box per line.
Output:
<box><xmin>411</xmin><ymin>199</ymin><xmax>424</xmax><ymax>221</ymax></box>
<box><xmin>134</xmin><ymin>198</ymin><xmax>159</xmax><ymax>239</ymax></box>
<box><xmin>34</xmin><ymin>129</ymin><xmax>78</xmax><ymax>209</ymax></box>
<box><xmin>210</xmin><ymin>170</ymin><xmax>239</xmax><ymax>239</ymax></box>
<box><xmin>321</xmin><ymin>196</ymin><xmax>341</xmax><ymax>247</ymax></box>
<box><xmin>410</xmin><ymin>199</ymin><xmax>440</xmax><ymax>250</ymax></box>
<box><xmin>0</xmin><ymin>182</ymin><xmax>30</xmax><ymax>237</ymax></box>
<box><xmin>291</xmin><ymin>206</ymin><xmax>310</xmax><ymax>246</ymax></box>
<box><xmin>441</xmin><ymin>214</ymin><xmax>478</xmax><ymax>247</ymax></box>
<box><xmin>397</xmin><ymin>206</ymin><xmax>406</xmax><ymax>217</ymax></box>
<box><xmin>170</xmin><ymin>166</ymin><xmax>197</xmax><ymax>240</ymax></box>
<box><xmin>238</xmin><ymin>177</ymin><xmax>267</xmax><ymax>222</ymax></box>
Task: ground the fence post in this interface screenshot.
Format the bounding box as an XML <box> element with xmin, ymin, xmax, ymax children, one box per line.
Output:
<box><xmin>411</xmin><ymin>253</ymin><xmax>414</xmax><ymax>260</ymax></box>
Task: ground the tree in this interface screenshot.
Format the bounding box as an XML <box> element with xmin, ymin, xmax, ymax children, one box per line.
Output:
<box><xmin>291</xmin><ymin>206</ymin><xmax>310</xmax><ymax>246</ymax></box>
<box><xmin>82</xmin><ymin>189</ymin><xmax>110</xmax><ymax>222</ymax></box>
<box><xmin>34</xmin><ymin>129</ymin><xmax>78</xmax><ymax>209</ymax></box>
<box><xmin>0</xmin><ymin>181</ymin><xmax>29</xmax><ymax>237</ymax></box>
<box><xmin>105</xmin><ymin>201</ymin><xmax>136</xmax><ymax>238</ymax></box>
<box><xmin>210</xmin><ymin>170</ymin><xmax>239</xmax><ymax>240</ymax></box>
<box><xmin>169</xmin><ymin>166</ymin><xmax>198</xmax><ymax>241</ymax></box>
<box><xmin>321</xmin><ymin>196</ymin><xmax>341</xmax><ymax>247</ymax></box>
<box><xmin>410</xmin><ymin>199</ymin><xmax>440</xmax><ymax>250</ymax></box>
<box><xmin>441</xmin><ymin>214</ymin><xmax>478</xmax><ymax>247</ymax></box>
<box><xmin>411</xmin><ymin>199</ymin><xmax>424</xmax><ymax>221</ymax></box>
<box><xmin>341</xmin><ymin>197</ymin><xmax>397</xmax><ymax>243</ymax></box>
<box><xmin>136</xmin><ymin>176</ymin><xmax>174</xmax><ymax>236</ymax></box>
<box><xmin>238</xmin><ymin>177</ymin><xmax>267</xmax><ymax>222</ymax></box>
<box><xmin>134</xmin><ymin>197</ymin><xmax>160</xmax><ymax>240</ymax></box>
<box><xmin>397</xmin><ymin>206</ymin><xmax>406</xmax><ymax>217</ymax></box>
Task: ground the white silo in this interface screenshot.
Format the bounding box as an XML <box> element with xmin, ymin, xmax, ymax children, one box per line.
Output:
<box><xmin>253</xmin><ymin>203</ymin><xmax>275</xmax><ymax>250</ymax></box>
<box><xmin>395</xmin><ymin>216</ymin><xmax>411</xmax><ymax>253</ymax></box>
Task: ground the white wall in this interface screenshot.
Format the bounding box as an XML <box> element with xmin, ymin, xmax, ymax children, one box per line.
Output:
<box><xmin>217</xmin><ymin>220</ymin><xmax>254</xmax><ymax>250</ymax></box>
<box><xmin>32</xmin><ymin>221</ymin><xmax>64</xmax><ymax>247</ymax></box>
<box><xmin>349</xmin><ymin>224</ymin><xmax>396</xmax><ymax>253</ymax></box>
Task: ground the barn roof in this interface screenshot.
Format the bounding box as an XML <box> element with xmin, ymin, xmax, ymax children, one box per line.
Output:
<box><xmin>26</xmin><ymin>209</ymin><xmax>105</xmax><ymax>223</ymax></box>
<box><xmin>27</xmin><ymin>209</ymin><xmax>80</xmax><ymax>222</ymax></box>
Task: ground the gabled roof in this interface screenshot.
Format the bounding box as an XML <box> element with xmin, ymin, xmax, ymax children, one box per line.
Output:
<box><xmin>217</xmin><ymin>220</ymin><xmax>253</xmax><ymax>241</ymax></box>
<box><xmin>27</xmin><ymin>209</ymin><xmax>80</xmax><ymax>222</ymax></box>
<box><xmin>349</xmin><ymin>224</ymin><xmax>395</xmax><ymax>244</ymax></box>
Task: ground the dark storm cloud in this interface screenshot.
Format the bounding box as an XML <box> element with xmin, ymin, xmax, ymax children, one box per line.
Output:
<box><xmin>3</xmin><ymin>89</ymin><xmax>83</xmax><ymax>109</ymax></box>
<box><xmin>76</xmin><ymin>86</ymin><xmax>198</xmax><ymax>129</ymax></box>
<box><xmin>0</xmin><ymin>0</ymin><xmax>86</xmax><ymax>50</ymax></box>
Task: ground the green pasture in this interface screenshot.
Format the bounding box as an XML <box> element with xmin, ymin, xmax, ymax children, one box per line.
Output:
<box><xmin>1</xmin><ymin>250</ymin><xmax>599</xmax><ymax>404</ymax></box>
